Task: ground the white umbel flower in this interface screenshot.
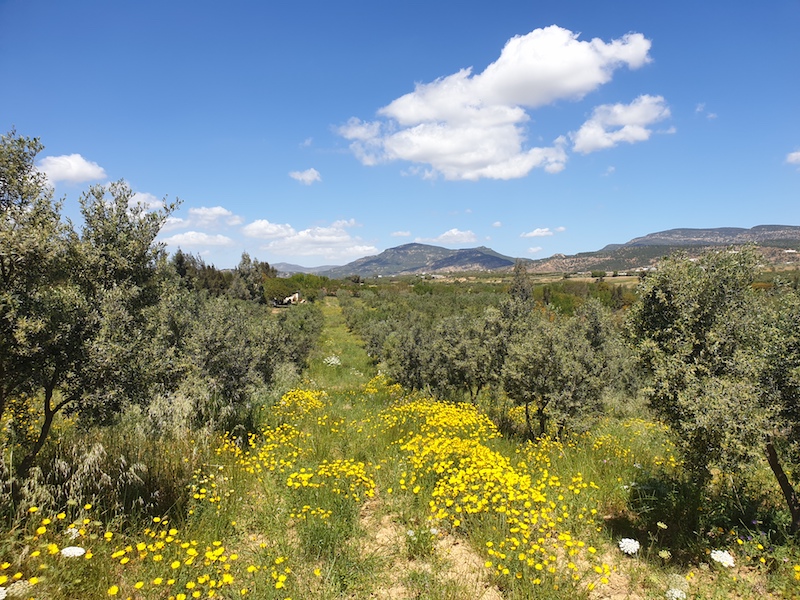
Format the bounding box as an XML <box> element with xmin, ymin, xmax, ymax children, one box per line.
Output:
<box><xmin>665</xmin><ymin>588</ymin><xmax>687</xmax><ymax>600</ymax></box>
<box><xmin>60</xmin><ymin>546</ymin><xmax>86</xmax><ymax>558</ymax></box>
<box><xmin>710</xmin><ymin>549</ymin><xmax>735</xmax><ymax>568</ymax></box>
<box><xmin>618</xmin><ymin>537</ymin><xmax>640</xmax><ymax>555</ymax></box>
<box><xmin>323</xmin><ymin>355</ymin><xmax>341</xmax><ymax>367</ymax></box>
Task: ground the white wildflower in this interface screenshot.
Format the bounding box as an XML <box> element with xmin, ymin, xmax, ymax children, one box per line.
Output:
<box><xmin>618</xmin><ymin>537</ymin><xmax>640</xmax><ymax>555</ymax></box>
<box><xmin>60</xmin><ymin>545</ymin><xmax>86</xmax><ymax>558</ymax></box>
<box><xmin>65</xmin><ymin>527</ymin><xmax>79</xmax><ymax>539</ymax></box>
<box><xmin>665</xmin><ymin>589</ymin><xmax>687</xmax><ymax>600</ymax></box>
<box><xmin>323</xmin><ymin>355</ymin><xmax>341</xmax><ymax>367</ymax></box>
<box><xmin>710</xmin><ymin>549</ymin><xmax>735</xmax><ymax>568</ymax></box>
<box><xmin>4</xmin><ymin>580</ymin><xmax>32</xmax><ymax>598</ymax></box>
<box><xmin>0</xmin><ymin>585</ymin><xmax>7</xmax><ymax>600</ymax></box>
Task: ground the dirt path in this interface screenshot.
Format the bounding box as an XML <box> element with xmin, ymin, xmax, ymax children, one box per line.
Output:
<box><xmin>357</xmin><ymin>492</ymin><xmax>504</xmax><ymax>600</ymax></box>
<box><xmin>311</xmin><ymin>298</ymin><xmax>504</xmax><ymax>599</ymax></box>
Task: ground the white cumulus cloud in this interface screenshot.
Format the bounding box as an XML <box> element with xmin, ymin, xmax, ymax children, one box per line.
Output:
<box><xmin>38</xmin><ymin>154</ymin><xmax>106</xmax><ymax>184</ymax></box>
<box><xmin>162</xmin><ymin>231</ymin><xmax>235</xmax><ymax>247</ymax></box>
<box><xmin>131</xmin><ymin>191</ymin><xmax>163</xmax><ymax>211</ymax></box>
<box><xmin>571</xmin><ymin>94</ymin><xmax>671</xmax><ymax>153</ymax></box>
<box><xmin>528</xmin><ymin>246</ymin><xmax>544</xmax><ymax>254</ymax></box>
<box><xmin>521</xmin><ymin>227</ymin><xmax>555</xmax><ymax>237</ymax></box>
<box><xmin>416</xmin><ymin>228</ymin><xmax>478</xmax><ymax>245</ymax></box>
<box><xmin>786</xmin><ymin>151</ymin><xmax>800</xmax><ymax>166</ymax></box>
<box><xmin>242</xmin><ymin>219</ymin><xmax>296</xmax><ymax>239</ymax></box>
<box><xmin>257</xmin><ymin>220</ymin><xmax>377</xmax><ymax>261</ymax></box>
<box><xmin>338</xmin><ymin>25</ymin><xmax>653</xmax><ymax>181</ymax></box>
<box><xmin>188</xmin><ymin>206</ymin><xmax>243</xmax><ymax>227</ymax></box>
<box><xmin>161</xmin><ymin>216</ymin><xmax>186</xmax><ymax>232</ymax></box>
<box><xmin>289</xmin><ymin>168</ymin><xmax>322</xmax><ymax>185</ymax></box>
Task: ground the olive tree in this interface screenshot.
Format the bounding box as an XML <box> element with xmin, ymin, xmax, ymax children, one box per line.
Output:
<box><xmin>425</xmin><ymin>310</ymin><xmax>505</xmax><ymax>402</ymax></box>
<box><xmin>0</xmin><ymin>131</ymin><xmax>70</xmax><ymax>426</ymax></box>
<box><xmin>502</xmin><ymin>301</ymin><xmax>612</xmax><ymax>438</ymax></box>
<box><xmin>1</xmin><ymin>130</ymin><xmax>178</xmax><ymax>477</ymax></box>
<box><xmin>627</xmin><ymin>248</ymin><xmax>800</xmax><ymax>531</ymax></box>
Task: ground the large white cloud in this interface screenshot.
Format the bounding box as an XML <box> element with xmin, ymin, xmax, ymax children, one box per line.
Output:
<box><xmin>339</xmin><ymin>25</ymin><xmax>654</xmax><ymax>181</ymax></box>
<box><xmin>571</xmin><ymin>95</ymin><xmax>671</xmax><ymax>153</ymax></box>
<box><xmin>38</xmin><ymin>153</ymin><xmax>106</xmax><ymax>184</ymax></box>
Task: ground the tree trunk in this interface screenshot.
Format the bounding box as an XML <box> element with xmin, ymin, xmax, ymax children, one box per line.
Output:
<box><xmin>766</xmin><ymin>437</ymin><xmax>800</xmax><ymax>533</ymax></box>
<box><xmin>538</xmin><ymin>403</ymin><xmax>548</xmax><ymax>437</ymax></box>
<box><xmin>524</xmin><ymin>401</ymin><xmax>533</xmax><ymax>440</ymax></box>
<box><xmin>15</xmin><ymin>377</ymin><xmax>65</xmax><ymax>480</ymax></box>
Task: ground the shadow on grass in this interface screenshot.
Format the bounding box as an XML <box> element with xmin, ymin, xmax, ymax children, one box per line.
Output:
<box><xmin>603</xmin><ymin>469</ymin><xmax>795</xmax><ymax>565</ymax></box>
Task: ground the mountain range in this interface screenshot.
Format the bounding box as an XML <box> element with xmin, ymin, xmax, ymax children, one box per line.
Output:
<box><xmin>274</xmin><ymin>225</ymin><xmax>800</xmax><ymax>278</ymax></box>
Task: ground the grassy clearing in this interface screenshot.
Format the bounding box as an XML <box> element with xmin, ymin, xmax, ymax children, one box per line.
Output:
<box><xmin>1</xmin><ymin>296</ymin><xmax>799</xmax><ymax>599</ymax></box>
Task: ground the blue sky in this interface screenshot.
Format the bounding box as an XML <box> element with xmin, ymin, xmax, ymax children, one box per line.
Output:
<box><xmin>2</xmin><ymin>0</ymin><xmax>798</xmax><ymax>268</ymax></box>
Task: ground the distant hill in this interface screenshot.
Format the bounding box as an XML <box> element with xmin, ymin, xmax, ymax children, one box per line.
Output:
<box><xmin>314</xmin><ymin>243</ymin><xmax>516</xmax><ymax>278</ymax></box>
<box><xmin>272</xmin><ymin>262</ymin><xmax>339</xmax><ymax>276</ymax></box>
<box><xmin>273</xmin><ymin>225</ymin><xmax>800</xmax><ymax>278</ymax></box>
<box><xmin>526</xmin><ymin>225</ymin><xmax>800</xmax><ymax>274</ymax></box>
<box><xmin>617</xmin><ymin>224</ymin><xmax>800</xmax><ymax>248</ymax></box>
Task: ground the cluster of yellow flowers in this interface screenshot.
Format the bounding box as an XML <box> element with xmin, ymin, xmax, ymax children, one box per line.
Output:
<box><xmin>362</xmin><ymin>373</ymin><xmax>403</xmax><ymax>398</ymax></box>
<box><xmin>288</xmin><ymin>505</ymin><xmax>333</xmax><ymax>521</ymax></box>
<box><xmin>287</xmin><ymin>459</ymin><xmax>375</xmax><ymax>503</ymax></box>
<box><xmin>3</xmin><ymin>507</ymin><xmax>296</xmax><ymax>599</ymax></box>
<box><xmin>315</xmin><ymin>413</ymin><xmax>345</xmax><ymax>434</ymax></box>
<box><xmin>377</xmin><ymin>398</ymin><xmax>610</xmax><ymax>591</ymax></box>
<box><xmin>188</xmin><ymin>468</ymin><xmax>226</xmax><ymax>505</ymax></box>
<box><xmin>379</xmin><ymin>398</ymin><xmax>501</xmax><ymax>441</ymax></box>
<box><xmin>273</xmin><ymin>389</ymin><xmax>326</xmax><ymax>422</ymax></box>
<box><xmin>219</xmin><ymin>423</ymin><xmax>310</xmax><ymax>476</ymax></box>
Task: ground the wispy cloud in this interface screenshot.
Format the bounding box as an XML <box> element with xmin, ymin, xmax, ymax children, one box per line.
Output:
<box><xmin>695</xmin><ymin>103</ymin><xmax>717</xmax><ymax>119</ymax></box>
<box><xmin>416</xmin><ymin>228</ymin><xmax>477</xmax><ymax>245</ymax></box>
<box><xmin>289</xmin><ymin>168</ymin><xmax>322</xmax><ymax>185</ymax></box>
<box><xmin>246</xmin><ymin>218</ymin><xmax>376</xmax><ymax>261</ymax></box>
<box><xmin>521</xmin><ymin>226</ymin><xmax>565</xmax><ymax>237</ymax></box>
<box><xmin>338</xmin><ymin>25</ymin><xmax>656</xmax><ymax>181</ymax></box>
<box><xmin>391</xmin><ymin>230</ymin><xmax>411</xmax><ymax>237</ymax></box>
<box><xmin>786</xmin><ymin>151</ymin><xmax>800</xmax><ymax>167</ymax></box>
